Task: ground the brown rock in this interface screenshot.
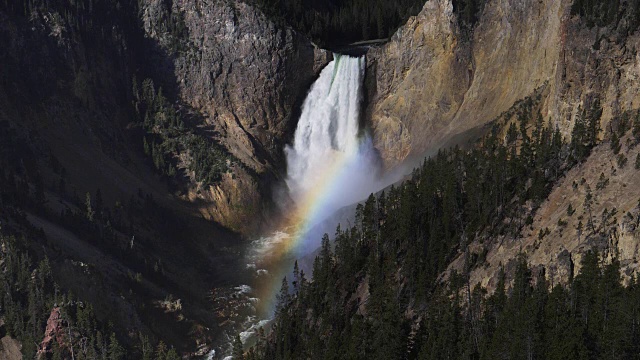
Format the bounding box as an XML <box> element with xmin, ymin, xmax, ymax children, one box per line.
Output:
<box><xmin>38</xmin><ymin>307</ymin><xmax>65</xmax><ymax>357</ymax></box>
<box><xmin>367</xmin><ymin>0</ymin><xmax>640</xmax><ymax>170</ymax></box>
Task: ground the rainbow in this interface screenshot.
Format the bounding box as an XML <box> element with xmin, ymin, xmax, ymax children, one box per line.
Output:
<box><xmin>250</xmin><ymin>55</ymin><xmax>375</xmax><ymax>316</ymax></box>
<box><xmin>254</xmin><ymin>143</ymin><xmax>370</xmax><ymax>315</ymax></box>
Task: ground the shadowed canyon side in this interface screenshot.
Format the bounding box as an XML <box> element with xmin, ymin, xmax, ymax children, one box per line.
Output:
<box><xmin>0</xmin><ymin>0</ymin><xmax>329</xmax><ymax>357</ymax></box>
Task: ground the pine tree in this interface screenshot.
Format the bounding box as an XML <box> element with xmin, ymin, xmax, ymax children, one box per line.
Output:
<box><xmin>139</xmin><ymin>333</ymin><xmax>153</xmax><ymax>360</ymax></box>
<box><xmin>155</xmin><ymin>341</ymin><xmax>168</xmax><ymax>360</ymax></box>
<box><xmin>292</xmin><ymin>261</ymin><xmax>300</xmax><ymax>294</ymax></box>
<box><xmin>610</xmin><ymin>130</ymin><xmax>621</xmax><ymax>154</ymax></box>
<box><xmin>275</xmin><ymin>277</ymin><xmax>290</xmax><ymax>317</ymax></box>
<box><xmin>633</xmin><ymin>112</ymin><xmax>640</xmax><ymax>142</ymax></box>
<box><xmin>544</xmin><ymin>285</ymin><xmax>588</xmax><ymax>360</ymax></box>
<box><xmin>571</xmin><ymin>108</ymin><xmax>589</xmax><ymax>161</ymax></box>
<box><xmin>233</xmin><ymin>334</ymin><xmax>244</xmax><ymax>360</ymax></box>
<box><xmin>85</xmin><ymin>192</ymin><xmax>94</xmax><ymax>222</ymax></box>
<box><xmin>599</xmin><ymin>258</ymin><xmax>625</xmax><ymax>358</ymax></box>
<box><xmin>108</xmin><ymin>332</ymin><xmax>124</xmax><ymax>360</ymax></box>
<box><xmin>165</xmin><ymin>348</ymin><xmax>180</xmax><ymax>360</ymax></box>
<box><xmin>586</xmin><ymin>99</ymin><xmax>602</xmax><ymax>147</ymax></box>
<box><xmin>143</xmin><ymin>136</ymin><xmax>150</xmax><ymax>155</ymax></box>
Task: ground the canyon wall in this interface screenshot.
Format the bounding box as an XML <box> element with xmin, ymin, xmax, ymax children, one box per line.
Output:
<box><xmin>367</xmin><ymin>0</ymin><xmax>640</xmax><ymax>168</ymax></box>
<box><xmin>366</xmin><ymin>0</ymin><xmax>640</xmax><ymax>287</ymax></box>
<box><xmin>140</xmin><ymin>0</ymin><xmax>329</xmax><ymax>232</ymax></box>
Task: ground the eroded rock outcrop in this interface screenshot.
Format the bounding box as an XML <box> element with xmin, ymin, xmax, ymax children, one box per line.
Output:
<box><xmin>38</xmin><ymin>307</ymin><xmax>65</xmax><ymax>357</ymax></box>
<box><xmin>446</xmin><ymin>133</ymin><xmax>640</xmax><ymax>292</ymax></box>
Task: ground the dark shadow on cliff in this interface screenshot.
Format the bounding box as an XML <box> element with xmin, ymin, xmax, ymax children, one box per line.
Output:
<box><xmin>0</xmin><ymin>2</ymin><xmax>250</xmax><ymax>353</ymax></box>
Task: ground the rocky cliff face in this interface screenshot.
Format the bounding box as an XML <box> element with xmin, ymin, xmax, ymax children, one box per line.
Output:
<box><xmin>366</xmin><ymin>0</ymin><xmax>640</xmax><ymax>287</ymax></box>
<box><xmin>367</xmin><ymin>0</ymin><xmax>640</xmax><ymax>168</ymax></box>
<box><xmin>548</xmin><ymin>15</ymin><xmax>640</xmax><ymax>138</ymax></box>
<box><xmin>366</xmin><ymin>0</ymin><xmax>565</xmax><ymax>166</ymax></box>
<box><xmin>366</xmin><ymin>0</ymin><xmax>467</xmax><ymax>165</ymax></box>
<box><xmin>141</xmin><ymin>0</ymin><xmax>329</xmax><ymax>233</ymax></box>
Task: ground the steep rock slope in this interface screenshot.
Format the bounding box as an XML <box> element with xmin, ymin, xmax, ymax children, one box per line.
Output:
<box><xmin>0</xmin><ymin>4</ymin><xmax>250</xmax><ymax>350</ymax></box>
<box><xmin>365</xmin><ymin>0</ymin><xmax>468</xmax><ymax>164</ymax></box>
<box><xmin>447</xmin><ymin>130</ymin><xmax>640</xmax><ymax>292</ymax></box>
<box><xmin>141</xmin><ymin>0</ymin><xmax>329</xmax><ymax>232</ymax></box>
<box><xmin>366</xmin><ymin>0</ymin><xmax>640</xmax><ymax>168</ymax></box>
<box><xmin>548</xmin><ymin>18</ymin><xmax>640</xmax><ymax>137</ymax></box>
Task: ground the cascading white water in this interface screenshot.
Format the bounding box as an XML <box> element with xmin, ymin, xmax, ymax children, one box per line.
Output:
<box><xmin>285</xmin><ymin>55</ymin><xmax>376</xmax><ymax>208</ymax></box>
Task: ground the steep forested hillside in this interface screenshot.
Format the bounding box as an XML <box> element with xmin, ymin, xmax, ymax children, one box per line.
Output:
<box><xmin>243</xmin><ymin>97</ymin><xmax>640</xmax><ymax>359</ymax></box>
<box><xmin>249</xmin><ymin>252</ymin><xmax>640</xmax><ymax>359</ymax></box>
<box><xmin>0</xmin><ymin>228</ymin><xmax>200</xmax><ymax>359</ymax></box>
<box><xmin>571</xmin><ymin>0</ymin><xmax>640</xmax><ymax>29</ymax></box>
<box><xmin>1</xmin><ymin>234</ymin><xmax>139</xmax><ymax>359</ymax></box>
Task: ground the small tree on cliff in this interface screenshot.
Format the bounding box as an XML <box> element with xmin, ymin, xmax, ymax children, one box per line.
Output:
<box><xmin>275</xmin><ymin>276</ymin><xmax>290</xmax><ymax>317</ymax></box>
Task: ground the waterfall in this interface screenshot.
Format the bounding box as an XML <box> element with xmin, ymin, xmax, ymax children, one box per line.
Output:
<box><xmin>220</xmin><ymin>54</ymin><xmax>384</xmax><ymax>359</ymax></box>
<box><xmin>284</xmin><ymin>55</ymin><xmax>377</xmax><ymax>212</ymax></box>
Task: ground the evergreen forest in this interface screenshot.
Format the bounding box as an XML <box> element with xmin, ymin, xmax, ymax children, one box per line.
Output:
<box><xmin>241</xmin><ymin>100</ymin><xmax>640</xmax><ymax>359</ymax></box>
